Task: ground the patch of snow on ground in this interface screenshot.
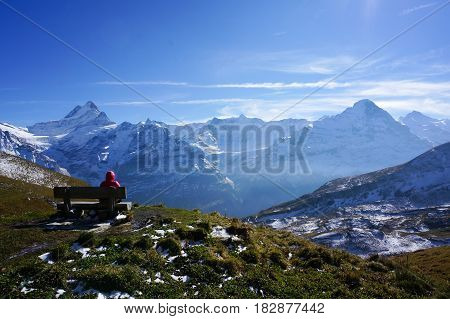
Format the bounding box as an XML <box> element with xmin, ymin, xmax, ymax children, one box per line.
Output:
<box><xmin>153</xmin><ymin>272</ymin><xmax>164</xmax><ymax>283</ymax></box>
<box><xmin>170</xmin><ymin>275</ymin><xmax>189</xmax><ymax>282</ymax></box>
<box><xmin>211</xmin><ymin>226</ymin><xmax>231</xmax><ymax>239</ymax></box>
<box><xmin>269</xmin><ymin>219</ymin><xmax>291</xmax><ymax>229</ymax></box>
<box><xmin>237</xmin><ymin>245</ymin><xmax>247</xmax><ymax>253</ymax></box>
<box><xmin>71</xmin><ymin>243</ymin><xmax>91</xmax><ymax>258</ymax></box>
<box><xmin>73</xmin><ymin>282</ymin><xmax>133</xmax><ymax>299</ymax></box>
<box><xmin>21</xmin><ymin>287</ymin><xmax>36</xmax><ymax>294</ymax></box>
<box><xmin>20</xmin><ymin>280</ymin><xmax>35</xmax><ymax>294</ymax></box>
<box><xmin>38</xmin><ymin>252</ymin><xmax>54</xmax><ymax>264</ymax></box>
<box><xmin>55</xmin><ymin>289</ymin><xmax>66</xmax><ymax>298</ymax></box>
<box><xmin>46</xmin><ymin>221</ymin><xmax>73</xmax><ymax>226</ymax></box>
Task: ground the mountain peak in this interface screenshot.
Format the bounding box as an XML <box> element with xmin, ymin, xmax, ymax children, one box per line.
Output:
<box><xmin>352</xmin><ymin>99</ymin><xmax>380</xmax><ymax>111</ymax></box>
<box><xmin>85</xmin><ymin>100</ymin><xmax>98</xmax><ymax>110</ymax></box>
<box><xmin>403</xmin><ymin>111</ymin><xmax>434</xmax><ymax>122</ymax></box>
<box><xmin>339</xmin><ymin>99</ymin><xmax>392</xmax><ymax>120</ymax></box>
<box><xmin>28</xmin><ymin>101</ymin><xmax>113</xmax><ymax>136</ymax></box>
<box><xmin>64</xmin><ymin>101</ymin><xmax>100</xmax><ymax>119</ymax></box>
<box><xmin>400</xmin><ymin>111</ymin><xmax>450</xmax><ymax>146</ymax></box>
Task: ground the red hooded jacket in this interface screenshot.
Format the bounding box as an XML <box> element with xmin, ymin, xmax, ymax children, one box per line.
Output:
<box><xmin>100</xmin><ymin>171</ymin><xmax>121</xmax><ymax>188</ymax></box>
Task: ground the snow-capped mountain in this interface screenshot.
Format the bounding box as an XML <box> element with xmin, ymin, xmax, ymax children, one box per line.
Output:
<box><xmin>303</xmin><ymin>99</ymin><xmax>432</xmax><ymax>176</ymax></box>
<box><xmin>225</xmin><ymin>100</ymin><xmax>432</xmax><ymax>215</ymax></box>
<box><xmin>251</xmin><ymin>143</ymin><xmax>450</xmax><ymax>256</ymax></box>
<box><xmin>46</xmin><ymin>116</ymin><xmax>241</xmax><ymax>213</ymax></box>
<box><xmin>400</xmin><ymin>111</ymin><xmax>450</xmax><ymax>146</ymax></box>
<box><xmin>0</xmin><ymin>123</ymin><xmax>68</xmax><ymax>174</ymax></box>
<box><xmin>28</xmin><ymin>101</ymin><xmax>114</xmax><ymax>136</ymax></box>
<box><xmin>0</xmin><ymin>99</ymin><xmax>445</xmax><ymax>216</ymax></box>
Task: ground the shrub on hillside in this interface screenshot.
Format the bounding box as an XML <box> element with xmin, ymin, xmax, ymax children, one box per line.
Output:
<box><xmin>367</xmin><ymin>261</ymin><xmax>388</xmax><ymax>272</ymax></box>
<box><xmin>34</xmin><ymin>265</ymin><xmax>68</xmax><ymax>290</ymax></box>
<box><xmin>226</xmin><ymin>219</ymin><xmax>252</xmax><ymax>241</ymax></box>
<box><xmin>305</xmin><ymin>257</ymin><xmax>323</xmax><ymax>269</ymax></box>
<box><xmin>76</xmin><ymin>232</ymin><xmax>96</xmax><ymax>247</ymax></box>
<box><xmin>79</xmin><ymin>265</ymin><xmax>143</xmax><ymax>293</ymax></box>
<box><xmin>157</xmin><ymin>237</ymin><xmax>181</xmax><ymax>256</ymax></box>
<box><xmin>134</xmin><ymin>237</ymin><xmax>153</xmax><ymax>250</ymax></box>
<box><xmin>175</xmin><ymin>227</ymin><xmax>208</xmax><ymax>241</ymax></box>
<box><xmin>269</xmin><ymin>251</ymin><xmax>288</xmax><ymax>269</ymax></box>
<box><xmin>206</xmin><ymin>256</ymin><xmax>242</xmax><ymax>276</ymax></box>
<box><xmin>161</xmin><ymin>217</ymin><xmax>175</xmax><ymax>225</ymax></box>
<box><xmin>395</xmin><ymin>268</ymin><xmax>432</xmax><ymax>296</ymax></box>
<box><xmin>343</xmin><ymin>270</ymin><xmax>362</xmax><ymax>289</ymax></box>
<box><xmin>116</xmin><ymin>250</ymin><xmax>147</xmax><ymax>266</ymax></box>
<box><xmin>50</xmin><ymin>243</ymin><xmax>71</xmax><ymax>262</ymax></box>
<box><xmin>196</xmin><ymin>221</ymin><xmax>212</xmax><ymax>232</ymax></box>
<box><xmin>240</xmin><ymin>247</ymin><xmax>260</xmax><ymax>264</ymax></box>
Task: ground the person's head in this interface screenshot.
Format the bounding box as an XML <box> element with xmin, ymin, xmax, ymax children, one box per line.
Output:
<box><xmin>105</xmin><ymin>171</ymin><xmax>116</xmax><ymax>181</ymax></box>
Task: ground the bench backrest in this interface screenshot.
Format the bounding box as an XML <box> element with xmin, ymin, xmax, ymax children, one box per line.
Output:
<box><xmin>54</xmin><ymin>187</ymin><xmax>127</xmax><ymax>200</ymax></box>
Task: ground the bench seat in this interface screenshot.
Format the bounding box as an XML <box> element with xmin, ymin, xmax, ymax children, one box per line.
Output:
<box><xmin>53</xmin><ymin>186</ymin><xmax>132</xmax><ymax>215</ymax></box>
<box><xmin>56</xmin><ymin>201</ymin><xmax>132</xmax><ymax>212</ymax></box>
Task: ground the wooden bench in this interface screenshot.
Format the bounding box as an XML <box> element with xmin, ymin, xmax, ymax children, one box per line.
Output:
<box><xmin>54</xmin><ymin>186</ymin><xmax>132</xmax><ymax>216</ymax></box>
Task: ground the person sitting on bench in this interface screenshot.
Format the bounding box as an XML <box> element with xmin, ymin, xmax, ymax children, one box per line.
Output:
<box><xmin>100</xmin><ymin>171</ymin><xmax>121</xmax><ymax>188</ymax></box>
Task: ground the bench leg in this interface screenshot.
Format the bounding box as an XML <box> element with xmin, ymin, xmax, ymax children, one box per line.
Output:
<box><xmin>63</xmin><ymin>197</ymin><xmax>71</xmax><ymax>214</ymax></box>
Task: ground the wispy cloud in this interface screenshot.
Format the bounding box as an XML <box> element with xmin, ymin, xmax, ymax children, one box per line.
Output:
<box><xmin>102</xmin><ymin>101</ymin><xmax>162</xmax><ymax>106</ymax></box>
<box><xmin>98</xmin><ymin>78</ymin><xmax>450</xmax><ymax>119</ymax></box>
<box><xmin>213</xmin><ymin>50</ymin><xmax>385</xmax><ymax>75</ymax></box>
<box><xmin>95</xmin><ymin>80</ymin><xmax>189</xmax><ymax>86</ymax></box>
<box><xmin>96</xmin><ymin>80</ymin><xmax>351</xmax><ymax>90</ymax></box>
<box><xmin>400</xmin><ymin>2</ymin><xmax>437</xmax><ymax>16</ymax></box>
<box><xmin>348</xmin><ymin>80</ymin><xmax>450</xmax><ymax>98</ymax></box>
<box><xmin>172</xmin><ymin>98</ymin><xmax>256</xmax><ymax>105</ymax></box>
<box><xmin>216</xmin><ymin>97</ymin><xmax>358</xmax><ymax>121</ymax></box>
<box><xmin>203</xmin><ymin>81</ymin><xmax>351</xmax><ymax>89</ymax></box>
<box><xmin>166</xmin><ymin>79</ymin><xmax>450</xmax><ymax>120</ymax></box>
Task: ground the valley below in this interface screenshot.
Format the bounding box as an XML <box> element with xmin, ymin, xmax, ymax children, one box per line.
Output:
<box><xmin>257</xmin><ymin>205</ymin><xmax>450</xmax><ymax>257</ymax></box>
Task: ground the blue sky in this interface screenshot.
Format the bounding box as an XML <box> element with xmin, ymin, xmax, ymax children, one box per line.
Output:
<box><xmin>0</xmin><ymin>0</ymin><xmax>449</xmax><ymax>126</ymax></box>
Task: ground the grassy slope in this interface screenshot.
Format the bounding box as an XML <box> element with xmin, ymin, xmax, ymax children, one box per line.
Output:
<box><xmin>389</xmin><ymin>246</ymin><xmax>449</xmax><ymax>297</ymax></box>
<box><xmin>0</xmin><ymin>167</ymin><xmax>87</xmax><ymax>263</ymax></box>
<box><xmin>0</xmin><ymin>204</ymin><xmax>448</xmax><ymax>299</ymax></box>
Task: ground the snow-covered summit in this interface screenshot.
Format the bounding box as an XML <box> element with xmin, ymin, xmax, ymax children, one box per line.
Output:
<box><xmin>400</xmin><ymin>111</ymin><xmax>450</xmax><ymax>146</ymax></box>
<box><xmin>28</xmin><ymin>101</ymin><xmax>114</xmax><ymax>136</ymax></box>
<box><xmin>0</xmin><ymin>122</ymin><xmax>68</xmax><ymax>173</ymax></box>
<box><xmin>337</xmin><ymin>99</ymin><xmax>397</xmax><ymax>123</ymax></box>
<box><xmin>0</xmin><ymin>122</ymin><xmax>48</xmax><ymax>147</ymax></box>
<box><xmin>303</xmin><ymin>99</ymin><xmax>431</xmax><ymax>176</ymax></box>
<box><xmin>64</xmin><ymin>101</ymin><xmax>99</xmax><ymax>119</ymax></box>
<box><xmin>208</xmin><ymin>114</ymin><xmax>265</xmax><ymax>126</ymax></box>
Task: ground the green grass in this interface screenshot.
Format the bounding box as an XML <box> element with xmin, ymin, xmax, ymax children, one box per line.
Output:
<box><xmin>0</xmin><ymin>171</ymin><xmax>86</xmax><ymax>263</ymax></box>
<box><xmin>389</xmin><ymin>246</ymin><xmax>450</xmax><ymax>297</ymax></box>
<box><xmin>1</xmin><ymin>204</ymin><xmax>448</xmax><ymax>299</ymax></box>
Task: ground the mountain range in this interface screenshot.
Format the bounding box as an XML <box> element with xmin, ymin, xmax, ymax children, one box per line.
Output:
<box><xmin>1</xmin><ymin>99</ymin><xmax>449</xmax><ymax>216</ymax></box>
<box><xmin>251</xmin><ymin>142</ymin><xmax>450</xmax><ymax>256</ymax></box>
